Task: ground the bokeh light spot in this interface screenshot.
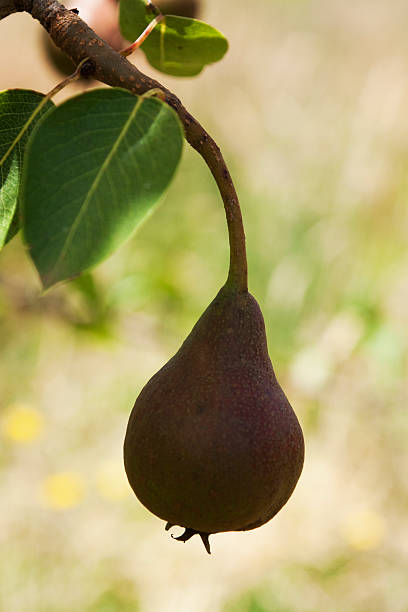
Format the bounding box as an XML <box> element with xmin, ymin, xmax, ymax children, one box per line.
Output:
<box><xmin>2</xmin><ymin>404</ymin><xmax>44</xmax><ymax>443</ymax></box>
<box><xmin>344</xmin><ymin>509</ymin><xmax>386</xmax><ymax>551</ymax></box>
<box><xmin>43</xmin><ymin>472</ymin><xmax>85</xmax><ymax>510</ymax></box>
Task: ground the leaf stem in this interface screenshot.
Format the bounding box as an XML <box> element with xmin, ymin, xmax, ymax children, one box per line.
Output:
<box><xmin>0</xmin><ymin>57</ymin><xmax>90</xmax><ymax>169</ymax></box>
<box><xmin>45</xmin><ymin>57</ymin><xmax>91</xmax><ymax>99</ymax></box>
<box><xmin>120</xmin><ymin>14</ymin><xmax>164</xmax><ymax>57</ymax></box>
<box><xmin>142</xmin><ymin>88</ymin><xmax>166</xmax><ymax>101</ymax></box>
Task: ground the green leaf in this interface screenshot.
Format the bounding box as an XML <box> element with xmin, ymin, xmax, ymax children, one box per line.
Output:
<box><xmin>4</xmin><ymin>205</ymin><xmax>20</xmax><ymax>244</ymax></box>
<box><xmin>119</xmin><ymin>0</ymin><xmax>228</xmax><ymax>77</ymax></box>
<box><xmin>0</xmin><ymin>89</ymin><xmax>54</xmax><ymax>248</ymax></box>
<box><xmin>21</xmin><ymin>88</ymin><xmax>184</xmax><ymax>289</ymax></box>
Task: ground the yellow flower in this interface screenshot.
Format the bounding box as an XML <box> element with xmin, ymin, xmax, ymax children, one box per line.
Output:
<box><xmin>43</xmin><ymin>472</ymin><xmax>85</xmax><ymax>510</ymax></box>
<box><xmin>2</xmin><ymin>404</ymin><xmax>44</xmax><ymax>443</ymax></box>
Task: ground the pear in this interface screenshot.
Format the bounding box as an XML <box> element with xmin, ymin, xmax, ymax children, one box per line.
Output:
<box><xmin>124</xmin><ymin>282</ymin><xmax>304</xmax><ymax>553</ymax></box>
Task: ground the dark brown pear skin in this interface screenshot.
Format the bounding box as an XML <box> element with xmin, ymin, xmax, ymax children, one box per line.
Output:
<box><xmin>124</xmin><ymin>284</ymin><xmax>304</xmax><ymax>535</ymax></box>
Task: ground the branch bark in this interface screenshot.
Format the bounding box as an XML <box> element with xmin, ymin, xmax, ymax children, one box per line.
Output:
<box><xmin>0</xmin><ymin>0</ymin><xmax>248</xmax><ymax>291</ymax></box>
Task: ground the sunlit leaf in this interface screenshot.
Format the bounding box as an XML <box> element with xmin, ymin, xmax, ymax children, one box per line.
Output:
<box><xmin>21</xmin><ymin>88</ymin><xmax>183</xmax><ymax>289</ymax></box>
<box><xmin>119</xmin><ymin>0</ymin><xmax>228</xmax><ymax>76</ymax></box>
<box><xmin>0</xmin><ymin>89</ymin><xmax>54</xmax><ymax>248</ymax></box>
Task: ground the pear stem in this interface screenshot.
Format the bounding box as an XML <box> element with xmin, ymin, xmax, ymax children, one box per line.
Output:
<box><xmin>181</xmin><ymin>126</ymin><xmax>248</xmax><ymax>293</ymax></box>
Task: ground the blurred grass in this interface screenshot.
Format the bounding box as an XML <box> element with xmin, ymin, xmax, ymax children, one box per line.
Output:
<box><xmin>1</xmin><ymin>0</ymin><xmax>408</xmax><ymax>611</ymax></box>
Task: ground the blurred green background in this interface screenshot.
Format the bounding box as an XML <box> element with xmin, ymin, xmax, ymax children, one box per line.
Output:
<box><xmin>1</xmin><ymin>0</ymin><xmax>408</xmax><ymax>610</ymax></box>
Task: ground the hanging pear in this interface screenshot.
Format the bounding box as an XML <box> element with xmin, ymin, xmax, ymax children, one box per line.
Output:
<box><xmin>124</xmin><ymin>281</ymin><xmax>304</xmax><ymax>553</ymax></box>
<box><xmin>124</xmin><ymin>142</ymin><xmax>304</xmax><ymax>554</ymax></box>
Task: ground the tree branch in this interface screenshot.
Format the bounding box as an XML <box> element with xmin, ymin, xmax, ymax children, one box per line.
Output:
<box><xmin>0</xmin><ymin>0</ymin><xmax>248</xmax><ymax>291</ymax></box>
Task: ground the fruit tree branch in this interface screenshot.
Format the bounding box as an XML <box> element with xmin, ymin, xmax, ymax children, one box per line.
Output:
<box><xmin>0</xmin><ymin>0</ymin><xmax>247</xmax><ymax>291</ymax></box>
